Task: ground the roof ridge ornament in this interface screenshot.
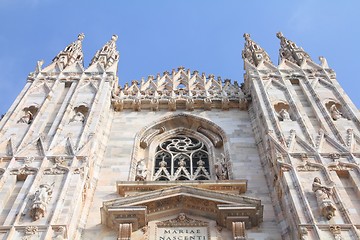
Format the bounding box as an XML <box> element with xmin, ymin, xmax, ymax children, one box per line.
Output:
<box><xmin>52</xmin><ymin>33</ymin><xmax>85</xmax><ymax>68</ymax></box>
<box><xmin>90</xmin><ymin>34</ymin><xmax>119</xmax><ymax>68</ymax></box>
<box><xmin>276</xmin><ymin>32</ymin><xmax>311</xmax><ymax>66</ymax></box>
<box><xmin>242</xmin><ymin>33</ymin><xmax>272</xmax><ymax>66</ymax></box>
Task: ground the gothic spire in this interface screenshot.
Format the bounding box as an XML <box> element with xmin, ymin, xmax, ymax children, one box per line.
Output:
<box><xmin>52</xmin><ymin>33</ymin><xmax>85</xmax><ymax>68</ymax></box>
<box><xmin>276</xmin><ymin>32</ymin><xmax>311</xmax><ymax>66</ymax></box>
<box><xmin>242</xmin><ymin>33</ymin><xmax>272</xmax><ymax>66</ymax></box>
<box><xmin>90</xmin><ymin>34</ymin><xmax>119</xmax><ymax>69</ymax></box>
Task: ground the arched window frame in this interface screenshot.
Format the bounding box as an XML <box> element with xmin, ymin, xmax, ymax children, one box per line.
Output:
<box><xmin>129</xmin><ymin>113</ymin><xmax>232</xmax><ymax>181</ymax></box>
<box><xmin>149</xmin><ymin>127</ymin><xmax>215</xmax><ymax>181</ymax></box>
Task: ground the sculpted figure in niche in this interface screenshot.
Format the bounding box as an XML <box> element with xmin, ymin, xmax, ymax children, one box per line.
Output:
<box><xmin>312</xmin><ymin>177</ymin><xmax>336</xmax><ymax>220</ymax></box>
<box><xmin>330</xmin><ymin>104</ymin><xmax>343</xmax><ymax>120</ymax></box>
<box><xmin>30</xmin><ymin>183</ymin><xmax>53</xmax><ymax>221</ymax></box>
<box><xmin>18</xmin><ymin>111</ymin><xmax>33</xmax><ymax>124</ymax></box>
<box><xmin>135</xmin><ymin>159</ymin><xmax>147</xmax><ymax>181</ymax></box>
<box><xmin>215</xmin><ymin>154</ymin><xmax>229</xmax><ymax>180</ymax></box>
<box><xmin>279</xmin><ymin>109</ymin><xmax>291</xmax><ymax>121</ymax></box>
<box><xmin>70</xmin><ymin>111</ymin><xmax>85</xmax><ymax>123</ymax></box>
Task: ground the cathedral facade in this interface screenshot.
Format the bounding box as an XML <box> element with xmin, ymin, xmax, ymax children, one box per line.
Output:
<box><xmin>0</xmin><ymin>32</ymin><xmax>359</xmax><ymax>240</ymax></box>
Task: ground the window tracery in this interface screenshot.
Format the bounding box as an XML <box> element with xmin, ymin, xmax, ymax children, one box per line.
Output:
<box><xmin>153</xmin><ymin>135</ymin><xmax>210</xmax><ymax>181</ymax></box>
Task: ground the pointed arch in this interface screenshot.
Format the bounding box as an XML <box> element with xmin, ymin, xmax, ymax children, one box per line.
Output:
<box><xmin>129</xmin><ymin>113</ymin><xmax>231</xmax><ymax>181</ymax></box>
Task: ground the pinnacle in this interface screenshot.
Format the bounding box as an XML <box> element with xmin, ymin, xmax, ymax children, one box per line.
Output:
<box><xmin>276</xmin><ymin>32</ymin><xmax>311</xmax><ymax>66</ymax></box>
<box><xmin>89</xmin><ymin>34</ymin><xmax>120</xmax><ymax>69</ymax></box>
<box><xmin>242</xmin><ymin>33</ymin><xmax>272</xmax><ymax>67</ymax></box>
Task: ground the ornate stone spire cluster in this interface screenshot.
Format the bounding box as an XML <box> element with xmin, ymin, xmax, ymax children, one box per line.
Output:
<box><xmin>242</xmin><ymin>32</ymin><xmax>315</xmax><ymax>67</ymax></box>
<box><xmin>90</xmin><ymin>34</ymin><xmax>119</xmax><ymax>68</ymax></box>
<box><xmin>276</xmin><ymin>32</ymin><xmax>311</xmax><ymax>65</ymax></box>
<box><xmin>52</xmin><ymin>33</ymin><xmax>85</xmax><ymax>68</ymax></box>
<box><xmin>39</xmin><ymin>33</ymin><xmax>119</xmax><ymax>73</ymax></box>
<box><xmin>242</xmin><ymin>33</ymin><xmax>272</xmax><ymax>66</ymax></box>
<box><xmin>111</xmin><ymin>66</ymin><xmax>247</xmax><ymax>111</ymax></box>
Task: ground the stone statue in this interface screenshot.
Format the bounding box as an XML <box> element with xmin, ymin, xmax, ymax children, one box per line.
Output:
<box><xmin>135</xmin><ymin>160</ymin><xmax>147</xmax><ymax>181</ymax></box>
<box><xmin>312</xmin><ymin>177</ymin><xmax>336</xmax><ymax>220</ymax></box>
<box><xmin>319</xmin><ymin>56</ymin><xmax>329</xmax><ymax>68</ymax></box>
<box><xmin>70</xmin><ymin>112</ymin><xmax>85</xmax><ymax>123</ymax></box>
<box><xmin>215</xmin><ymin>154</ymin><xmax>229</xmax><ymax>180</ymax></box>
<box><xmin>30</xmin><ymin>183</ymin><xmax>53</xmax><ymax>221</ymax></box>
<box><xmin>279</xmin><ymin>109</ymin><xmax>291</xmax><ymax>121</ymax></box>
<box><xmin>330</xmin><ymin>104</ymin><xmax>342</xmax><ymax>120</ymax></box>
<box><xmin>18</xmin><ymin>111</ymin><xmax>33</xmax><ymax>124</ymax></box>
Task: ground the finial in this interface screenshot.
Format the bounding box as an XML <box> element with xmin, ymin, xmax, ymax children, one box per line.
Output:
<box><xmin>78</xmin><ymin>33</ymin><xmax>85</xmax><ymax>41</ymax></box>
<box><xmin>276</xmin><ymin>32</ymin><xmax>283</xmax><ymax>39</ymax></box>
<box><xmin>111</xmin><ymin>34</ymin><xmax>118</xmax><ymax>41</ymax></box>
<box><xmin>243</xmin><ymin>33</ymin><xmax>251</xmax><ymax>40</ymax></box>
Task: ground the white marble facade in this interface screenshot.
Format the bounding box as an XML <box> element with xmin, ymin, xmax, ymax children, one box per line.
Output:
<box><xmin>0</xmin><ymin>33</ymin><xmax>359</xmax><ymax>239</ymax></box>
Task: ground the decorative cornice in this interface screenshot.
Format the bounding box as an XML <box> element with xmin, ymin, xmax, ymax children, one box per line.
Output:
<box><xmin>111</xmin><ymin>67</ymin><xmax>246</xmax><ymax>111</ymax></box>
<box><xmin>157</xmin><ymin>213</ymin><xmax>208</xmax><ymax>227</ymax></box>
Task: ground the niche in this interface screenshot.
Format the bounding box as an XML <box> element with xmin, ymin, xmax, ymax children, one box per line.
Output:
<box><xmin>325</xmin><ymin>101</ymin><xmax>345</xmax><ymax>121</ymax></box>
<box><xmin>70</xmin><ymin>105</ymin><xmax>89</xmax><ymax>123</ymax></box>
<box><xmin>17</xmin><ymin>105</ymin><xmax>39</xmax><ymax>124</ymax></box>
<box><xmin>274</xmin><ymin>102</ymin><xmax>292</xmax><ymax>121</ymax></box>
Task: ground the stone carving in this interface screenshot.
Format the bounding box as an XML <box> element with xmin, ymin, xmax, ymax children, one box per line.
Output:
<box><xmin>53</xmin><ymin>33</ymin><xmax>85</xmax><ymax>68</ymax></box>
<box><xmin>135</xmin><ymin>160</ymin><xmax>147</xmax><ymax>181</ymax></box>
<box><xmin>299</xmin><ymin>227</ymin><xmax>308</xmax><ymax>240</ymax></box>
<box><xmin>330</xmin><ymin>104</ymin><xmax>343</xmax><ymax>120</ymax></box>
<box><xmin>297</xmin><ymin>161</ymin><xmax>321</xmax><ymax>172</ymax></box>
<box><xmin>329</xmin><ymin>153</ymin><xmax>340</xmax><ymax>161</ymax></box>
<box><xmin>54</xmin><ymin>156</ymin><xmax>66</xmax><ymax>165</ymax></box>
<box><xmin>24</xmin><ymin>156</ymin><xmax>35</xmax><ymax>164</ymax></box>
<box><xmin>197</xmin><ymin>126</ymin><xmax>223</xmax><ymax>148</ymax></box>
<box><xmin>215</xmin><ymin>154</ymin><xmax>229</xmax><ymax>180</ymax></box>
<box><xmin>279</xmin><ymin>108</ymin><xmax>291</xmax><ymax>121</ymax></box>
<box><xmin>10</xmin><ymin>165</ymin><xmax>37</xmax><ymax>179</ymax></box>
<box><xmin>18</xmin><ymin>111</ymin><xmax>33</xmax><ymax>124</ymax></box>
<box><xmin>157</xmin><ymin>213</ymin><xmax>208</xmax><ymax>227</ymax></box>
<box><xmin>319</xmin><ymin>56</ymin><xmax>329</xmax><ymax>68</ymax></box>
<box><xmin>53</xmin><ymin>226</ymin><xmax>67</xmax><ymax>240</ymax></box>
<box><xmin>90</xmin><ymin>34</ymin><xmax>119</xmax><ymax>68</ymax></box>
<box><xmin>111</xmin><ymin>67</ymin><xmax>246</xmax><ymax>111</ymax></box>
<box><xmin>186</xmin><ymin>98</ymin><xmax>194</xmax><ymax>111</ymax></box>
<box><xmin>312</xmin><ymin>177</ymin><xmax>336</xmax><ymax>220</ymax></box>
<box><xmin>22</xmin><ymin>226</ymin><xmax>39</xmax><ymax>240</ymax></box>
<box><xmin>329</xmin><ymin>225</ymin><xmax>343</xmax><ymax>240</ymax></box>
<box><xmin>44</xmin><ymin>164</ymin><xmax>68</xmax><ymax>175</ymax></box>
<box><xmin>30</xmin><ymin>183</ymin><xmax>53</xmax><ymax>221</ymax></box>
<box><xmin>153</xmin><ymin>136</ymin><xmax>210</xmax><ymax>181</ymax></box>
<box><xmin>242</xmin><ymin>33</ymin><xmax>272</xmax><ymax>66</ymax></box>
<box><xmin>140</xmin><ymin>127</ymin><xmax>165</xmax><ymax>149</ymax></box>
<box><xmin>70</xmin><ymin>111</ymin><xmax>85</xmax><ymax>123</ymax></box>
<box><xmin>277</xmin><ymin>32</ymin><xmax>311</xmax><ymax>65</ymax></box>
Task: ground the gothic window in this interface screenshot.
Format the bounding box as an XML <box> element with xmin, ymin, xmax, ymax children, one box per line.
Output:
<box><xmin>153</xmin><ymin>135</ymin><xmax>210</xmax><ymax>181</ymax></box>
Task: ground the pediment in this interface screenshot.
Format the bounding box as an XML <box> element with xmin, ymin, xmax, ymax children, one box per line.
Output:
<box><xmin>101</xmin><ymin>185</ymin><xmax>263</xmax><ymax>232</ymax></box>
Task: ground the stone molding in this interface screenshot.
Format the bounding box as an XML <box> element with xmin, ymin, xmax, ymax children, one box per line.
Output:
<box><xmin>102</xmin><ymin>185</ymin><xmax>262</xmax><ymax>232</ymax></box>
<box><xmin>111</xmin><ymin>67</ymin><xmax>247</xmax><ymax>111</ymax></box>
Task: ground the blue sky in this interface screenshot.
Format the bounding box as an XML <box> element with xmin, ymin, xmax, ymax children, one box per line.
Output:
<box><xmin>0</xmin><ymin>1</ymin><xmax>359</xmax><ymax>114</ymax></box>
